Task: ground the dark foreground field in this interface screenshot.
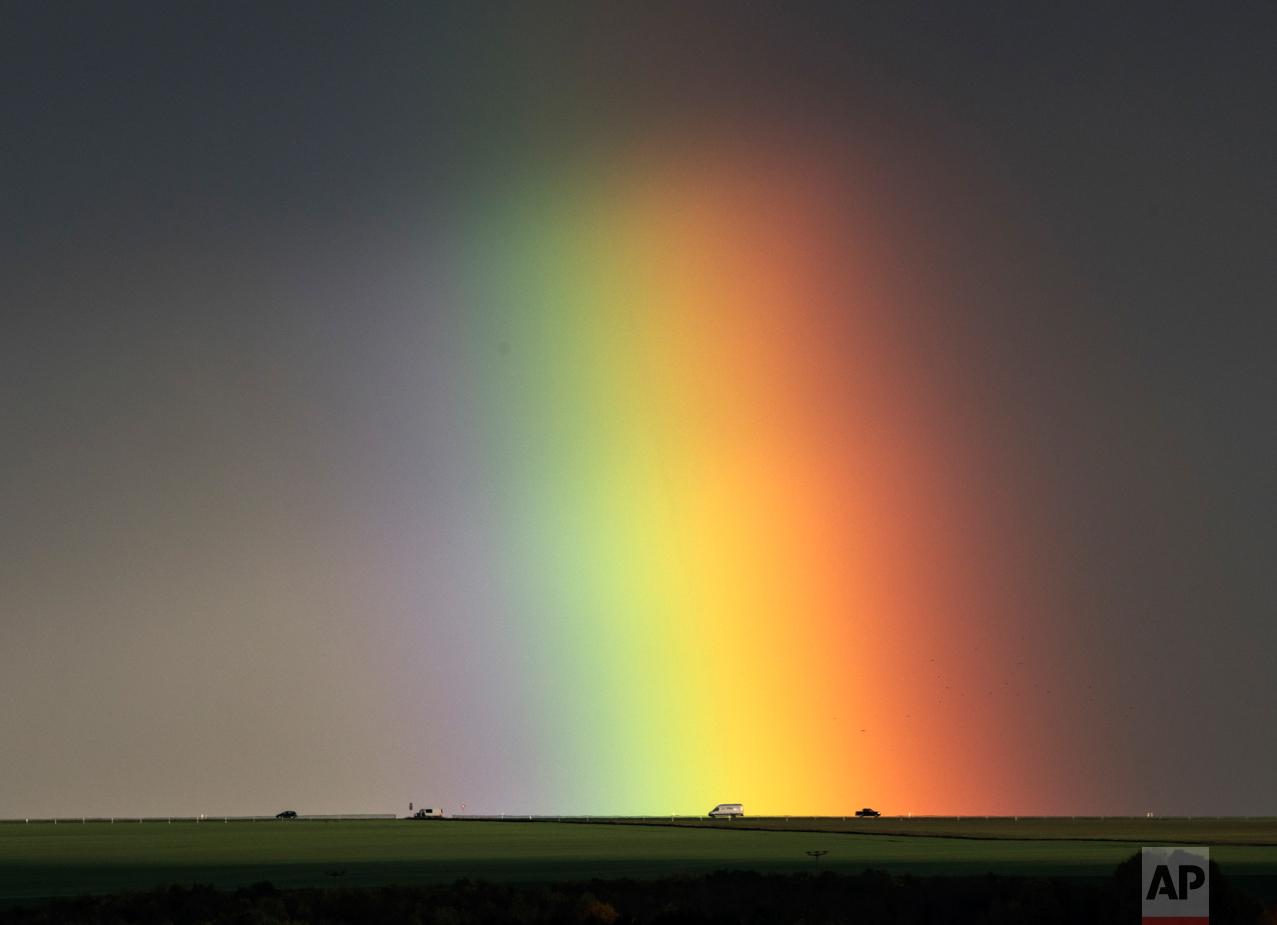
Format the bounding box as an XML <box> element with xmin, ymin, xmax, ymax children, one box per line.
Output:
<box><xmin>0</xmin><ymin>861</ymin><xmax>1270</xmax><ymax>925</ymax></box>
<box><xmin>609</xmin><ymin>815</ymin><xmax>1277</xmax><ymax>846</ymax></box>
<box><xmin>3</xmin><ymin>819</ymin><xmax>1276</xmax><ymax>910</ymax></box>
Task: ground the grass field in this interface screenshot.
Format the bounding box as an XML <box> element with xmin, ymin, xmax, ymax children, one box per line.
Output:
<box><xmin>608</xmin><ymin>815</ymin><xmax>1277</xmax><ymax>845</ymax></box>
<box><xmin>3</xmin><ymin>818</ymin><xmax>1276</xmax><ymax>907</ymax></box>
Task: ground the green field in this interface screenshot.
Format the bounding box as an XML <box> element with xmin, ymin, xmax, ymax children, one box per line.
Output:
<box><xmin>3</xmin><ymin>818</ymin><xmax>1276</xmax><ymax>907</ymax></box>
<box><xmin>625</xmin><ymin>815</ymin><xmax>1277</xmax><ymax>845</ymax></box>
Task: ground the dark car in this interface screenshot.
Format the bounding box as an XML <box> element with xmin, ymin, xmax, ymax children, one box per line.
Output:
<box><xmin>276</xmin><ymin>810</ymin><xmax>298</xmax><ymax>819</ymax></box>
<box><xmin>854</xmin><ymin>808</ymin><xmax>880</xmax><ymax>817</ymax></box>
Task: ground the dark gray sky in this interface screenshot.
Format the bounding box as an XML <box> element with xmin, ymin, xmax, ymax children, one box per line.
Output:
<box><xmin>2</xmin><ymin>2</ymin><xmax>1275</xmax><ymax>817</ymax></box>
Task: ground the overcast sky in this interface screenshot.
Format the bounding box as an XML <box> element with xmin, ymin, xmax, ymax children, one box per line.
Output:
<box><xmin>2</xmin><ymin>2</ymin><xmax>1275</xmax><ymax>817</ymax></box>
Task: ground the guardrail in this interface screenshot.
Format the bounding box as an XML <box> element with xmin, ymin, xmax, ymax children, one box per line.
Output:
<box><xmin>0</xmin><ymin>814</ymin><xmax>396</xmax><ymax>824</ymax></box>
<box><xmin>447</xmin><ymin>815</ymin><xmax>1276</xmax><ymax>822</ymax></box>
<box><xmin>452</xmin><ymin>815</ymin><xmax>718</xmax><ymax>821</ymax></box>
<box><xmin>4</xmin><ymin>814</ymin><xmax>1271</xmax><ymax>825</ymax></box>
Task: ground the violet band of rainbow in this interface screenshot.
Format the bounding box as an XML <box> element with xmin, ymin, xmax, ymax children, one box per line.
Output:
<box><xmin>455</xmin><ymin>137</ymin><xmax>1042</xmax><ymax>815</ymax></box>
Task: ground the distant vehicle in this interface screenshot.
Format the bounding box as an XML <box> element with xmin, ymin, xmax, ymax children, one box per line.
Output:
<box><xmin>855</xmin><ymin>808</ymin><xmax>880</xmax><ymax>817</ymax></box>
<box><xmin>276</xmin><ymin>811</ymin><xmax>298</xmax><ymax>819</ymax></box>
<box><xmin>411</xmin><ymin>808</ymin><xmax>444</xmax><ymax>819</ymax></box>
<box><xmin>708</xmin><ymin>804</ymin><xmax>744</xmax><ymax>818</ymax></box>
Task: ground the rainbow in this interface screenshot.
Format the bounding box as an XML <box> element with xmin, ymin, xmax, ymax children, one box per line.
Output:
<box><xmin>456</xmin><ymin>133</ymin><xmax>1050</xmax><ymax>815</ymax></box>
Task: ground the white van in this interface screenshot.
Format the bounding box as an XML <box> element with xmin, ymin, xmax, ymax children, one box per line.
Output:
<box><xmin>708</xmin><ymin>804</ymin><xmax>744</xmax><ymax>818</ymax></box>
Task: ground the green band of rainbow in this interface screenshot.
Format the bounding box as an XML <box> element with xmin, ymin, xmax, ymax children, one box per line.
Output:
<box><xmin>458</xmin><ymin>137</ymin><xmax>1044</xmax><ymax>814</ymax></box>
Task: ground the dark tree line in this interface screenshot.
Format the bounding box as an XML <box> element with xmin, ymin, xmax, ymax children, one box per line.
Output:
<box><xmin>2</xmin><ymin>855</ymin><xmax>1268</xmax><ymax>924</ymax></box>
